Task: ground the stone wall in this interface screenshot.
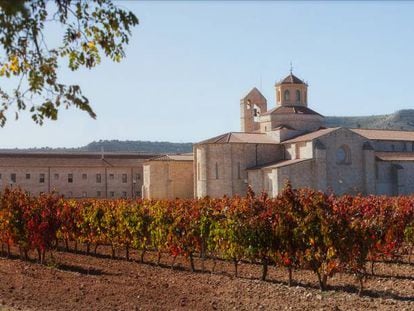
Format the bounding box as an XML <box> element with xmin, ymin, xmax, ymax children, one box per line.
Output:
<box><xmin>274</xmin><ymin>159</ymin><xmax>315</xmax><ymax>194</ymax></box>
<box><xmin>317</xmin><ymin>128</ymin><xmax>374</xmax><ymax>195</ymax></box>
<box><xmin>269</xmin><ymin>114</ymin><xmax>323</xmax><ymax>133</ymax></box>
<box><xmin>142</xmin><ymin>160</ymin><xmax>194</xmax><ymax>199</ymax></box>
<box><xmin>375</xmin><ymin>161</ymin><xmax>414</xmax><ymax>195</ymax></box>
<box><xmin>194</xmin><ymin>142</ymin><xmax>282</xmax><ymax>198</ymax></box>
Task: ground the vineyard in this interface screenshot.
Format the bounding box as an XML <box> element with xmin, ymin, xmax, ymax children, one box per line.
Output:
<box><xmin>0</xmin><ymin>185</ymin><xmax>414</xmax><ymax>299</ymax></box>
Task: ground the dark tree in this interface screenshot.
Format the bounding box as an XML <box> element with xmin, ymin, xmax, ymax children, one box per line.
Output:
<box><xmin>0</xmin><ymin>0</ymin><xmax>138</xmax><ymax>126</ymax></box>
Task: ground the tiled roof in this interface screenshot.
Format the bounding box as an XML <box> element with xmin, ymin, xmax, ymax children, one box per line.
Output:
<box><xmin>351</xmin><ymin>128</ymin><xmax>414</xmax><ymax>141</ymax></box>
<box><xmin>272</xmin><ymin>124</ymin><xmax>296</xmax><ymax>130</ymax></box>
<box><xmin>262</xmin><ymin>105</ymin><xmax>323</xmax><ymax>117</ymax></box>
<box><xmin>276</xmin><ymin>73</ymin><xmax>305</xmax><ymax>85</ymax></box>
<box><xmin>376</xmin><ymin>152</ymin><xmax>414</xmax><ymax>161</ymax></box>
<box><xmin>247</xmin><ymin>158</ymin><xmax>312</xmax><ymax>170</ymax></box>
<box><xmin>149</xmin><ymin>153</ymin><xmax>193</xmax><ymax>162</ymax></box>
<box><xmin>282</xmin><ymin>128</ymin><xmax>340</xmax><ymax>144</ymax></box>
<box><xmin>197</xmin><ymin>132</ymin><xmax>278</xmax><ymax>145</ymax></box>
<box><xmin>0</xmin><ymin>152</ymin><xmax>154</xmax><ymax>167</ymax></box>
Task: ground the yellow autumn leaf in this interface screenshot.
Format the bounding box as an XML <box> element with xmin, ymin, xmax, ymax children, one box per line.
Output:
<box><xmin>88</xmin><ymin>41</ymin><xmax>96</xmax><ymax>49</ymax></box>
<box><xmin>9</xmin><ymin>55</ymin><xmax>20</xmax><ymax>73</ymax></box>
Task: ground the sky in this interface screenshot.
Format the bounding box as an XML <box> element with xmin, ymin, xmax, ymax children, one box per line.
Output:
<box><xmin>2</xmin><ymin>1</ymin><xmax>414</xmax><ymax>148</ymax></box>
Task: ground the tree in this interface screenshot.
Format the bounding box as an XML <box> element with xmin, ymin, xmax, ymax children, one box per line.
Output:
<box><xmin>0</xmin><ymin>0</ymin><xmax>138</xmax><ymax>126</ymax></box>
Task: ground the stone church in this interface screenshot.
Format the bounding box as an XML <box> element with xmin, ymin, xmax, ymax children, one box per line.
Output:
<box><xmin>193</xmin><ymin>72</ymin><xmax>414</xmax><ymax>198</ymax></box>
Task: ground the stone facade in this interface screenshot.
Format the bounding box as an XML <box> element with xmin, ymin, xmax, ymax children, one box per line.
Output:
<box><xmin>142</xmin><ymin>154</ymin><xmax>194</xmax><ymax>199</ymax></box>
<box><xmin>0</xmin><ymin>152</ymin><xmax>152</xmax><ymax>198</ymax></box>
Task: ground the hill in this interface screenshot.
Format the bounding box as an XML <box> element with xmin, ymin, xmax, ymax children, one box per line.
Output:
<box><xmin>324</xmin><ymin>109</ymin><xmax>414</xmax><ymax>131</ymax></box>
<box><xmin>2</xmin><ymin>109</ymin><xmax>414</xmax><ymax>153</ymax></box>
<box><xmin>80</xmin><ymin>140</ymin><xmax>193</xmax><ymax>154</ymax></box>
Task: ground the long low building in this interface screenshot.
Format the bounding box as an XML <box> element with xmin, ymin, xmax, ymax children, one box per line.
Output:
<box><xmin>0</xmin><ymin>152</ymin><xmax>156</xmax><ymax>198</ymax></box>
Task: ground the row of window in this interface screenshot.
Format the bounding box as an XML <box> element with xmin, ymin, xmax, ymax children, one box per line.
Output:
<box><xmin>0</xmin><ymin>173</ymin><xmax>141</xmax><ymax>184</ymax></box>
<box><xmin>69</xmin><ymin>190</ymin><xmax>141</xmax><ymax>198</ymax></box>
<box><xmin>197</xmin><ymin>162</ymin><xmax>243</xmax><ymax>180</ymax></box>
<box><xmin>29</xmin><ymin>190</ymin><xmax>142</xmax><ymax>198</ymax></box>
<box><xmin>277</xmin><ymin>89</ymin><xmax>305</xmax><ymax>103</ymax></box>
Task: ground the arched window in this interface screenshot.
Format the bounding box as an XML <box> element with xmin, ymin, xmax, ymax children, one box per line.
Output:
<box><xmin>336</xmin><ymin>145</ymin><xmax>351</xmax><ymax>165</ymax></box>
<box><xmin>284</xmin><ymin>90</ymin><xmax>290</xmax><ymax>101</ymax></box>
<box><xmin>215</xmin><ymin>162</ymin><xmax>219</xmax><ymax>179</ymax></box>
<box><xmin>296</xmin><ymin>90</ymin><xmax>301</xmax><ymax>102</ymax></box>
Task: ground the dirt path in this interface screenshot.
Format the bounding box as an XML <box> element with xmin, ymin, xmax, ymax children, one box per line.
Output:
<box><xmin>0</xmin><ymin>248</ymin><xmax>413</xmax><ymax>310</ymax></box>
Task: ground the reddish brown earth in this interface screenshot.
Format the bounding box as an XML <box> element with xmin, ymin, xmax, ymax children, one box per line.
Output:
<box><xmin>0</xmin><ymin>246</ymin><xmax>413</xmax><ymax>311</ymax></box>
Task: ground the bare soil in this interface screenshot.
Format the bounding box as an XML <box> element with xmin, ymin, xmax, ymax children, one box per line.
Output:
<box><xmin>0</xmin><ymin>246</ymin><xmax>413</xmax><ymax>311</ymax></box>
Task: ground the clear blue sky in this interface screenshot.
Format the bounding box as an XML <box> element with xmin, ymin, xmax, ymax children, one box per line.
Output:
<box><xmin>2</xmin><ymin>1</ymin><xmax>414</xmax><ymax>148</ymax></box>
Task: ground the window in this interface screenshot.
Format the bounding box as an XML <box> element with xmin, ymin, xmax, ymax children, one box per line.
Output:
<box><xmin>68</xmin><ymin>173</ymin><xmax>73</xmax><ymax>183</ymax></box>
<box><xmin>109</xmin><ymin>174</ymin><xmax>114</xmax><ymax>180</ymax></box>
<box><xmin>336</xmin><ymin>145</ymin><xmax>351</xmax><ymax>165</ymax></box>
<box><xmin>284</xmin><ymin>90</ymin><xmax>290</xmax><ymax>101</ymax></box>
<box><xmin>136</xmin><ymin>191</ymin><xmax>141</xmax><ymax>197</ymax></box>
<box><xmin>82</xmin><ymin>173</ymin><xmax>87</xmax><ymax>180</ymax></box>
<box><xmin>122</xmin><ymin>191</ymin><xmax>127</xmax><ymax>197</ymax></box>
<box><xmin>122</xmin><ymin>173</ymin><xmax>127</xmax><ymax>183</ymax></box>
<box><xmin>110</xmin><ymin>191</ymin><xmax>115</xmax><ymax>197</ymax></box>
<box><xmin>237</xmin><ymin>162</ymin><xmax>241</xmax><ymax>179</ymax></box>
<box><xmin>215</xmin><ymin>162</ymin><xmax>219</xmax><ymax>179</ymax></box>
<box><xmin>0</xmin><ymin>173</ymin><xmax>2</xmax><ymax>180</ymax></box>
<box><xmin>296</xmin><ymin>90</ymin><xmax>301</xmax><ymax>102</ymax></box>
<box><xmin>26</xmin><ymin>173</ymin><xmax>31</xmax><ymax>180</ymax></box>
<box><xmin>54</xmin><ymin>173</ymin><xmax>59</xmax><ymax>180</ymax></box>
<box><xmin>39</xmin><ymin>173</ymin><xmax>45</xmax><ymax>183</ymax></box>
<box><xmin>136</xmin><ymin>173</ymin><xmax>141</xmax><ymax>180</ymax></box>
<box><xmin>97</xmin><ymin>191</ymin><xmax>101</xmax><ymax>197</ymax></box>
<box><xmin>11</xmin><ymin>173</ymin><xmax>16</xmax><ymax>183</ymax></box>
<box><xmin>96</xmin><ymin>173</ymin><xmax>102</xmax><ymax>183</ymax></box>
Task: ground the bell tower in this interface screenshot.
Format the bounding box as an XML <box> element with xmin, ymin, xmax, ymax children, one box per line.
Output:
<box><xmin>240</xmin><ymin>87</ymin><xmax>267</xmax><ymax>132</ymax></box>
<box><xmin>275</xmin><ymin>70</ymin><xmax>308</xmax><ymax>107</ymax></box>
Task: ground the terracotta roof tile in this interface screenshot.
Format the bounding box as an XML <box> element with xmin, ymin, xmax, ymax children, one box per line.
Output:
<box><xmin>0</xmin><ymin>152</ymin><xmax>154</xmax><ymax>167</ymax></box>
<box><xmin>197</xmin><ymin>132</ymin><xmax>278</xmax><ymax>145</ymax></box>
<box><xmin>351</xmin><ymin>128</ymin><xmax>414</xmax><ymax>141</ymax></box>
<box><xmin>247</xmin><ymin>158</ymin><xmax>312</xmax><ymax>170</ymax></box>
<box><xmin>149</xmin><ymin>153</ymin><xmax>193</xmax><ymax>162</ymax></box>
<box><xmin>272</xmin><ymin>124</ymin><xmax>296</xmax><ymax>130</ymax></box>
<box><xmin>262</xmin><ymin>105</ymin><xmax>323</xmax><ymax>117</ymax></box>
<box><xmin>276</xmin><ymin>73</ymin><xmax>305</xmax><ymax>85</ymax></box>
<box><xmin>376</xmin><ymin>152</ymin><xmax>414</xmax><ymax>161</ymax></box>
<box><xmin>282</xmin><ymin>128</ymin><xmax>340</xmax><ymax>144</ymax></box>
